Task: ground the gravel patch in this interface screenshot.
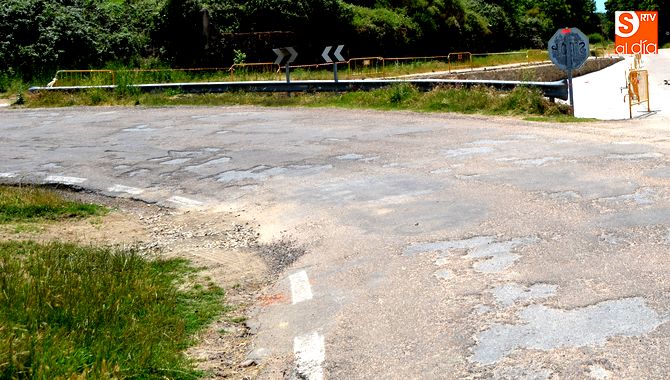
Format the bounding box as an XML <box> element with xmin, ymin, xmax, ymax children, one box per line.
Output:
<box><xmin>257</xmin><ymin>236</ymin><xmax>308</xmax><ymax>274</ymax></box>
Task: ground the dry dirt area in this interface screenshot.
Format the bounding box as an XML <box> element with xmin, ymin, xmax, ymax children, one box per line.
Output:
<box><xmin>438</xmin><ymin>58</ymin><xmax>623</xmax><ymax>81</ymax></box>
<box><xmin>0</xmin><ymin>188</ymin><xmax>273</xmax><ymax>379</ymax></box>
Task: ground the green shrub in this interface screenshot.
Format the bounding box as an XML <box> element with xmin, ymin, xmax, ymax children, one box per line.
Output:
<box><xmin>388</xmin><ymin>83</ymin><xmax>418</xmax><ymax>104</ymax></box>
<box><xmin>498</xmin><ymin>86</ymin><xmax>546</xmax><ymax>114</ymax></box>
<box><xmin>588</xmin><ymin>33</ymin><xmax>604</xmax><ymax>45</ymax></box>
<box><xmin>0</xmin><ymin>73</ymin><xmax>10</xmax><ymax>93</ymax></box>
<box><xmin>233</xmin><ymin>49</ymin><xmax>247</xmax><ymax>65</ymax></box>
<box><xmin>13</xmin><ymin>92</ymin><xmax>25</xmax><ymax>106</ymax></box>
<box><xmin>345</xmin><ymin>4</ymin><xmax>418</xmax><ymax>52</ymax></box>
<box><xmin>423</xmin><ymin>86</ymin><xmax>496</xmax><ymax>113</ymax></box>
<box><xmin>88</xmin><ymin>88</ymin><xmax>107</xmax><ymax>105</ymax></box>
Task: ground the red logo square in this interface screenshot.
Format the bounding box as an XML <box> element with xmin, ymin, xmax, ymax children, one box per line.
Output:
<box><xmin>615</xmin><ymin>11</ymin><xmax>658</xmax><ymax>54</ymax></box>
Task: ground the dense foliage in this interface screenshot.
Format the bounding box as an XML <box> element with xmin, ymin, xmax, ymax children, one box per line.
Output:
<box><xmin>0</xmin><ymin>0</ymin><xmax>162</xmax><ymax>78</ymax></box>
<box><xmin>0</xmin><ymin>0</ymin><xmax>666</xmax><ymax>79</ymax></box>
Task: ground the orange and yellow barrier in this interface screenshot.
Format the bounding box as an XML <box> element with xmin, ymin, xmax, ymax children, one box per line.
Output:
<box><xmin>626</xmin><ymin>69</ymin><xmax>650</xmax><ymax>118</ymax></box>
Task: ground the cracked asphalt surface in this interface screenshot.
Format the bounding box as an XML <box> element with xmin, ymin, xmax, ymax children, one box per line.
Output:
<box><xmin>2</xmin><ymin>99</ymin><xmax>670</xmax><ymax>378</ymax></box>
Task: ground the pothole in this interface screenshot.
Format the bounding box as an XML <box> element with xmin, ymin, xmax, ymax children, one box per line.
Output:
<box><xmin>605</xmin><ymin>152</ymin><xmax>663</xmax><ymax>161</ymax></box>
<box><xmin>492</xmin><ymin>366</ymin><xmax>552</xmax><ymax>380</ymax></box>
<box><xmin>404</xmin><ymin>235</ymin><xmax>539</xmax><ymax>274</ymax></box>
<box><xmin>443</xmin><ymin>147</ymin><xmax>495</xmax><ymax>158</ymax></box>
<box><xmin>548</xmin><ymin>190</ymin><xmax>582</xmax><ymax>202</ymax></box>
<box><xmin>467</xmin><ymin>139</ymin><xmax>517</xmax><ymax>146</ymax></box>
<box><xmin>514</xmin><ymin>157</ymin><xmax>561</xmax><ymax>167</ymax></box>
<box><xmin>217</xmin><ymin>165</ymin><xmax>331</xmax><ymax>184</ymax></box>
<box><xmin>122</xmin><ymin>124</ymin><xmax>157</xmax><ymax>132</ymax></box>
<box><xmin>185</xmin><ymin>157</ymin><xmax>232</xmax><ymax>175</ymax></box>
<box><xmin>597</xmin><ymin>187</ymin><xmax>657</xmax><ymax>206</ymax></box>
<box><xmin>491</xmin><ymin>283</ymin><xmax>558</xmax><ymax>308</ymax></box>
<box><xmin>472</xmin><ymin>297</ymin><xmax>666</xmax><ymax>365</ymax></box>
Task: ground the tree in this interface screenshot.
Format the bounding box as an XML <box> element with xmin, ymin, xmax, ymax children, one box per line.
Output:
<box><xmin>153</xmin><ymin>0</ymin><xmax>205</xmax><ymax>66</ymax></box>
<box><xmin>344</xmin><ymin>4</ymin><xmax>419</xmax><ymax>55</ymax></box>
<box><xmin>0</xmin><ymin>0</ymin><xmax>158</xmax><ymax>77</ymax></box>
<box><xmin>468</xmin><ymin>0</ymin><xmax>515</xmax><ymax>51</ymax></box>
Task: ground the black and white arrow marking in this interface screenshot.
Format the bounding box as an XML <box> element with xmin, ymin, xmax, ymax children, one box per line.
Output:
<box><xmin>273</xmin><ymin>47</ymin><xmax>298</xmax><ymax>66</ymax></box>
<box><xmin>321</xmin><ymin>45</ymin><xmax>345</xmax><ymax>63</ymax></box>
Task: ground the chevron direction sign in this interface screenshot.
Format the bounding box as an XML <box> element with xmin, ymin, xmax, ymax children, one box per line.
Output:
<box><xmin>321</xmin><ymin>45</ymin><xmax>345</xmax><ymax>63</ymax></box>
<box><xmin>273</xmin><ymin>47</ymin><xmax>298</xmax><ymax>66</ymax></box>
<box><xmin>273</xmin><ymin>47</ymin><xmax>298</xmax><ymax>83</ymax></box>
<box><xmin>321</xmin><ymin>45</ymin><xmax>345</xmax><ymax>82</ymax></box>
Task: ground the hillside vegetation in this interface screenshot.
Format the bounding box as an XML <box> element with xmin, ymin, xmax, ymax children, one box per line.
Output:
<box><xmin>0</xmin><ymin>0</ymin><xmax>667</xmax><ymax>84</ymax></box>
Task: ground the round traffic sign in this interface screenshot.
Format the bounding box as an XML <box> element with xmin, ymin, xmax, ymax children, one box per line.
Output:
<box><xmin>548</xmin><ymin>27</ymin><xmax>590</xmax><ymax>71</ymax></box>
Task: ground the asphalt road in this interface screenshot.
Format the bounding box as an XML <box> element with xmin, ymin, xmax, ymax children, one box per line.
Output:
<box><xmin>2</xmin><ymin>106</ymin><xmax>670</xmax><ymax>379</ymax></box>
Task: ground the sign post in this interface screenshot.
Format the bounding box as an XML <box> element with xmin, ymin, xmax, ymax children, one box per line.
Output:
<box><xmin>321</xmin><ymin>45</ymin><xmax>346</xmax><ymax>82</ymax></box>
<box><xmin>273</xmin><ymin>47</ymin><xmax>298</xmax><ymax>83</ymax></box>
<box><xmin>548</xmin><ymin>27</ymin><xmax>589</xmax><ymax>114</ymax></box>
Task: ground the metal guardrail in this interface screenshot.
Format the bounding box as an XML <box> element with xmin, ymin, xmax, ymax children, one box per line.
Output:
<box><xmin>228</xmin><ymin>63</ymin><xmax>281</xmax><ymax>80</ymax></box>
<box><xmin>347</xmin><ymin>57</ymin><xmax>384</xmax><ymax>75</ymax></box>
<box><xmin>47</xmin><ymin>65</ymin><xmax>280</xmax><ymax>87</ymax></box>
<box><xmin>29</xmin><ymin>79</ymin><xmax>569</xmax><ymax>100</ymax></box>
<box><xmin>47</xmin><ymin>70</ymin><xmax>116</xmax><ymax>87</ymax></box>
<box><xmin>45</xmin><ymin>50</ymin><xmax>552</xmax><ymax>87</ymax></box>
<box><xmin>448</xmin><ymin>52</ymin><xmax>473</xmax><ymax>71</ymax></box>
<box><xmin>384</xmin><ymin>55</ymin><xmax>450</xmax><ymax>66</ymax></box>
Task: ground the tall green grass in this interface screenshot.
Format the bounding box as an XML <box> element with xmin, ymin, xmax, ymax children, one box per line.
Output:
<box><xmin>0</xmin><ymin>186</ymin><xmax>106</xmax><ymax>223</ymax></box>
<box><xmin>27</xmin><ymin>84</ymin><xmax>571</xmax><ymax>118</ymax></box>
<box><xmin>337</xmin><ymin>84</ymin><xmax>564</xmax><ymax>115</ymax></box>
<box><xmin>0</xmin><ymin>241</ymin><xmax>225</xmax><ymax>379</ymax></box>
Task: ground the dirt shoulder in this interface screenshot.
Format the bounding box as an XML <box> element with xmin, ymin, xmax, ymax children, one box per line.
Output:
<box><xmin>435</xmin><ymin>58</ymin><xmax>623</xmax><ymax>81</ymax></box>
<box><xmin>0</xmin><ymin>189</ymin><xmax>270</xmax><ymax>379</ymax></box>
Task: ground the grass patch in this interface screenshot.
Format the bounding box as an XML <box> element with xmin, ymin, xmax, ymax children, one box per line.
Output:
<box><xmin>27</xmin><ymin>84</ymin><xmax>572</xmax><ymax>118</ymax></box>
<box><xmin>0</xmin><ymin>241</ymin><xmax>226</xmax><ymax>379</ymax></box>
<box><xmin>524</xmin><ymin>115</ymin><xmax>598</xmax><ymax>123</ymax></box>
<box><xmin>324</xmin><ymin>85</ymin><xmax>570</xmax><ymax>116</ymax></box>
<box><xmin>0</xmin><ymin>186</ymin><xmax>106</xmax><ymax>223</ymax></box>
<box><xmin>11</xmin><ymin>224</ymin><xmax>43</xmax><ymax>234</ymax></box>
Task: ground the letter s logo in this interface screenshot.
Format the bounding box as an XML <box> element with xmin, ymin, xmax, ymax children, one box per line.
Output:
<box><xmin>615</xmin><ymin>11</ymin><xmax>639</xmax><ymax>38</ymax></box>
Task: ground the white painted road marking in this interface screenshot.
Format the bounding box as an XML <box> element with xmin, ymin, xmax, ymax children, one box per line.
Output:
<box><xmin>107</xmin><ymin>184</ymin><xmax>144</xmax><ymax>195</ymax></box>
<box><xmin>0</xmin><ymin>172</ymin><xmax>17</xmax><ymax>178</ymax></box>
<box><xmin>167</xmin><ymin>195</ymin><xmax>203</xmax><ymax>207</ymax></box>
<box><xmin>45</xmin><ymin>175</ymin><xmax>87</xmax><ymax>185</ymax></box>
<box><xmin>293</xmin><ymin>332</ymin><xmax>325</xmax><ymax>380</ymax></box>
<box><xmin>289</xmin><ymin>270</ymin><xmax>313</xmax><ymax>305</ymax></box>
